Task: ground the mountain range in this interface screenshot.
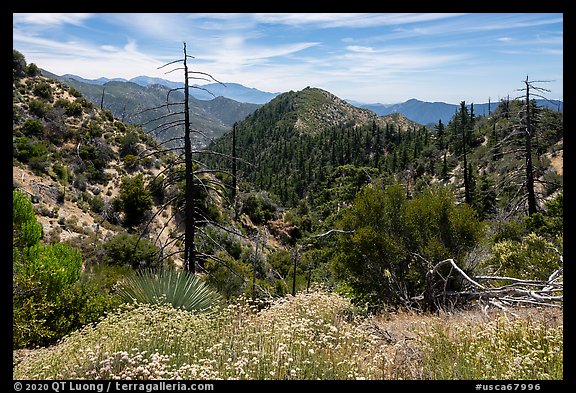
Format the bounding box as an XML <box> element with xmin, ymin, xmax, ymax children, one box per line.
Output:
<box><xmin>350</xmin><ymin>98</ymin><xmax>564</xmax><ymax>126</ymax></box>
<box><xmin>61</xmin><ymin>73</ymin><xmax>563</xmax><ymax>126</ymax></box>
<box><xmin>62</xmin><ymin>74</ymin><xmax>279</xmax><ymax>105</ymax></box>
<box><xmin>50</xmin><ymin>71</ymin><xmax>261</xmax><ymax>149</ymax></box>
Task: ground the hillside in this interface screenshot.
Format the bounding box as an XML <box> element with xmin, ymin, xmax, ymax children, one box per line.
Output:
<box><xmin>13</xmin><ymin>63</ymin><xmax>188</xmax><ymax>267</ymax></box>
<box><xmin>13</xmin><ymin>52</ymin><xmax>311</xmax><ymax>314</ymax></box>
<box><xmin>207</xmin><ymin>85</ymin><xmax>563</xmax><ymax>232</ymax></box>
<box><xmin>46</xmin><ymin>71</ymin><xmax>261</xmax><ymax>149</ymax></box>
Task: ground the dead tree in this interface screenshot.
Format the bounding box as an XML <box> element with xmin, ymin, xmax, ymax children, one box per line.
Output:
<box><xmin>125</xmin><ymin>42</ymin><xmax>272</xmax><ymax>303</ymax></box>
<box><xmin>487</xmin><ymin>77</ymin><xmax>558</xmax><ymax>218</ymax></box>
<box><xmin>100</xmin><ymin>86</ymin><xmax>105</xmax><ymax>110</ymax></box>
<box><xmin>131</xmin><ymin>42</ymin><xmax>241</xmax><ymax>273</ymax></box>
<box><xmin>517</xmin><ymin>76</ymin><xmax>554</xmax><ymax>215</ymax></box>
<box><xmin>460</xmin><ymin>101</ymin><xmax>472</xmax><ymax>205</ymax></box>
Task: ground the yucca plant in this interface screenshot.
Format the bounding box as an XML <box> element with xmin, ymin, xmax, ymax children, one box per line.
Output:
<box><xmin>117</xmin><ymin>268</ymin><xmax>222</xmax><ymax>312</ymax></box>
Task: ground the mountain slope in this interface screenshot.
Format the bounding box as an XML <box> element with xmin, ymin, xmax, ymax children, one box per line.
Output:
<box><xmin>47</xmin><ymin>71</ymin><xmax>260</xmax><ymax>148</ymax></box>
<box><xmin>187</xmin><ymin>82</ymin><xmax>280</xmax><ymax>104</ymax></box>
<box><xmin>208</xmin><ymin>87</ymin><xmax>425</xmax><ymax>207</ymax></box>
<box><xmin>61</xmin><ymin>74</ymin><xmax>128</xmax><ymax>85</ymax></box>
<box><xmin>207</xmin><ymin>84</ymin><xmax>563</xmax><ymax>220</ymax></box>
<box><xmin>13</xmin><ymin>68</ymin><xmax>184</xmax><ymax>261</ymax></box>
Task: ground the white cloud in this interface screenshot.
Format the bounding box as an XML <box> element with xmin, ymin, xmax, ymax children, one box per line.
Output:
<box><xmin>346</xmin><ymin>45</ymin><xmax>375</xmax><ymax>53</ymax></box>
<box><xmin>200</xmin><ymin>40</ymin><xmax>320</xmax><ymax>69</ymax></box>
<box><xmin>12</xmin><ymin>12</ymin><xmax>562</xmax><ymax>104</ymax></box>
<box><xmin>13</xmin><ymin>31</ymin><xmax>164</xmax><ymax>80</ymax></box>
<box><xmin>252</xmin><ymin>13</ymin><xmax>465</xmax><ymax>28</ymax></box>
<box><xmin>13</xmin><ymin>13</ymin><xmax>93</xmax><ymax>26</ymax></box>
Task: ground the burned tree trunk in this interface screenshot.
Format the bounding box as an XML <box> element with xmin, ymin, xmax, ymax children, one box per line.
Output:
<box><xmin>182</xmin><ymin>43</ymin><xmax>197</xmax><ymax>272</ymax></box>
<box><xmin>523</xmin><ymin>76</ymin><xmax>538</xmax><ymax>216</ymax></box>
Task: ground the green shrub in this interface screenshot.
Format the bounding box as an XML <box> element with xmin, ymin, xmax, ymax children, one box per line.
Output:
<box><xmin>239</xmin><ymin>192</ymin><xmax>278</xmax><ymax>224</ymax></box>
<box><xmin>13</xmin><ymin>190</ymin><xmax>43</xmax><ymax>249</ymax></box>
<box><xmin>68</xmin><ymin>87</ymin><xmax>82</xmax><ymax>98</ymax></box>
<box><xmin>334</xmin><ymin>184</ymin><xmax>485</xmax><ymax>308</ymax></box>
<box><xmin>486</xmin><ymin>233</ymin><xmax>562</xmax><ymax>281</ymax></box>
<box><xmin>26</xmin><ymin>63</ymin><xmax>41</xmax><ymax>77</ymax></box>
<box><xmin>491</xmin><ymin>218</ymin><xmax>526</xmax><ymax>243</ymax></box>
<box><xmin>88</xmin><ymin>194</ymin><xmax>105</xmax><ymax>214</ymax></box>
<box><xmin>18</xmin><ymin>242</ymin><xmax>82</xmax><ymax>298</ymax></box>
<box><xmin>29</xmin><ymin>155</ymin><xmax>50</xmax><ymax>174</ymax></box>
<box><xmin>33</xmin><ymin>81</ymin><xmax>53</xmax><ymax>100</ymax></box>
<box><xmin>13</xmin><ymin>137</ymin><xmax>48</xmax><ymax>165</ymax></box>
<box><xmin>28</xmin><ymin>99</ymin><xmax>49</xmax><ymax>117</ymax></box>
<box><xmin>148</xmin><ymin>175</ymin><xmax>165</xmax><ymax>204</ymax></box>
<box><xmin>102</xmin><ymin>232</ymin><xmax>161</xmax><ymax>269</ymax></box>
<box><xmin>119</xmin><ymin>130</ymin><xmax>140</xmax><ymax>157</ymax></box>
<box><xmin>118</xmin><ymin>174</ymin><xmax>153</xmax><ymax>227</ymax></box>
<box><xmin>204</xmin><ymin>251</ymin><xmax>249</xmax><ymax>299</ymax></box>
<box><xmin>13</xmin><ymin>49</ymin><xmax>27</xmax><ymax>78</ymax></box>
<box><xmin>103</xmin><ymin>109</ymin><xmax>114</xmax><ymax>121</ymax></box>
<box><xmin>122</xmin><ymin>154</ymin><xmax>138</xmax><ymax>169</ymax></box>
<box><xmin>20</xmin><ymin>118</ymin><xmax>44</xmax><ymax>137</ymax></box>
<box><xmin>54</xmin><ymin>98</ymin><xmax>83</xmax><ymax>116</ymax></box>
<box><xmin>13</xmin><ymin>190</ymin><xmax>118</xmax><ymax>348</ymax></box>
<box><xmin>53</xmin><ymin>163</ymin><xmax>70</xmax><ymax>185</ymax></box>
<box><xmin>524</xmin><ymin>192</ymin><xmax>563</xmax><ymax>241</ymax></box>
<box><xmin>13</xmin><ymin>273</ymin><xmax>120</xmax><ymax>349</ymax></box>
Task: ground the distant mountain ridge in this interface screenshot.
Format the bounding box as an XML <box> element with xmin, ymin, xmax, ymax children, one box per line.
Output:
<box><xmin>62</xmin><ymin>74</ymin><xmax>280</xmax><ymax>105</ymax></box>
<box><xmin>351</xmin><ymin>98</ymin><xmax>564</xmax><ymax>126</ymax></box>
<box><xmin>49</xmin><ymin>71</ymin><xmax>261</xmax><ymax>149</ymax></box>
<box><xmin>60</xmin><ymin>73</ymin><xmax>563</xmax><ymax>129</ymax></box>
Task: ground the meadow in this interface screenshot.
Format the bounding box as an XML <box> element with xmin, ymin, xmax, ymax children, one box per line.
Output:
<box><xmin>13</xmin><ymin>289</ymin><xmax>562</xmax><ymax>380</ymax></box>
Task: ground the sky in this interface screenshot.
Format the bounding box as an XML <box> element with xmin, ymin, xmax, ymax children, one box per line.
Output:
<box><xmin>13</xmin><ymin>13</ymin><xmax>563</xmax><ymax>105</ymax></box>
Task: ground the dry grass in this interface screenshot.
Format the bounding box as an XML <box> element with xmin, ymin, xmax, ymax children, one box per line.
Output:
<box><xmin>363</xmin><ymin>305</ymin><xmax>563</xmax><ymax>379</ymax></box>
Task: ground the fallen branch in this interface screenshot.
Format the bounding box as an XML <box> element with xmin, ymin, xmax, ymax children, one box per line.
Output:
<box><xmin>420</xmin><ymin>255</ymin><xmax>563</xmax><ymax>313</ymax></box>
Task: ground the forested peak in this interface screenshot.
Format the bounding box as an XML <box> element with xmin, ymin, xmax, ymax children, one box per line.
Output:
<box><xmin>241</xmin><ymin>86</ymin><xmax>406</xmax><ymax>136</ymax></box>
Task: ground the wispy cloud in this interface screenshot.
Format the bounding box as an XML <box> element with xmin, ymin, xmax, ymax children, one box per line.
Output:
<box><xmin>252</xmin><ymin>13</ymin><xmax>466</xmax><ymax>28</ymax></box>
<box><xmin>13</xmin><ymin>13</ymin><xmax>93</xmax><ymax>26</ymax></box>
<box><xmin>13</xmin><ymin>30</ymin><xmax>163</xmax><ymax>79</ymax></box>
<box><xmin>346</xmin><ymin>45</ymin><xmax>375</xmax><ymax>53</ymax></box>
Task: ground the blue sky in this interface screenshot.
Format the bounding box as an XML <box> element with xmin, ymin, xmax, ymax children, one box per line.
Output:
<box><xmin>13</xmin><ymin>13</ymin><xmax>563</xmax><ymax>104</ymax></box>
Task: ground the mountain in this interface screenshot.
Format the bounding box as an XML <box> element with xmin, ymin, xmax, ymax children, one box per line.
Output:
<box><xmin>207</xmin><ymin>87</ymin><xmax>424</xmax><ymax>207</ymax></box>
<box><xmin>48</xmin><ymin>71</ymin><xmax>261</xmax><ymax>148</ymax></box>
<box><xmin>188</xmin><ymin>82</ymin><xmax>280</xmax><ymax>104</ymax></box>
<box><xmin>353</xmin><ymin>98</ymin><xmax>564</xmax><ymax>126</ymax></box>
<box><xmin>63</xmin><ymin>74</ymin><xmax>279</xmax><ymax>105</ymax></box>
<box><xmin>128</xmin><ymin>75</ymin><xmax>183</xmax><ymax>90</ymax></box>
<box><xmin>61</xmin><ymin>74</ymin><xmax>128</xmax><ymax>85</ymax></box>
<box><xmin>208</xmin><ymin>85</ymin><xmax>563</xmax><ymax>214</ymax></box>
